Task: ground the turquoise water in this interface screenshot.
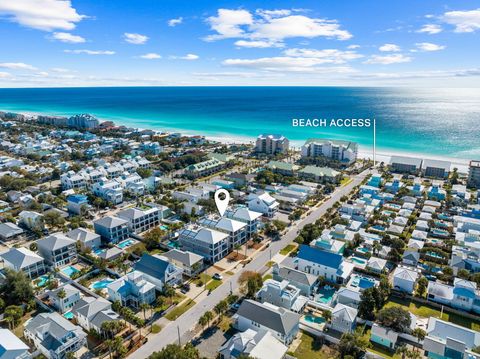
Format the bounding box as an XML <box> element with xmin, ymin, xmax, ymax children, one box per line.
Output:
<box><xmin>352</xmin><ymin>256</ymin><xmax>367</xmax><ymax>265</ymax></box>
<box><xmin>36</xmin><ymin>274</ymin><xmax>49</xmax><ymax>287</ymax></box>
<box><xmin>117</xmin><ymin>239</ymin><xmax>135</xmax><ymax>249</ymax></box>
<box><xmin>0</xmin><ymin>87</ymin><xmax>479</xmax><ymax>159</ymax></box>
<box><xmin>90</xmin><ymin>279</ymin><xmax>114</xmax><ymax>290</ymax></box>
<box><xmin>316</xmin><ymin>287</ymin><xmax>335</xmax><ymax>304</ymax></box>
<box><xmin>64</xmin><ymin>312</ymin><xmax>74</xmax><ymax>319</ymax></box>
<box><xmin>160</xmin><ymin>225</ymin><xmax>169</xmax><ymax>231</ymax></box>
<box><xmin>61</xmin><ymin>266</ymin><xmax>79</xmax><ymax>277</ymax></box>
<box><xmin>351</xmin><ymin>275</ymin><xmax>376</xmax><ymax>289</ymax></box>
<box><xmin>304</xmin><ymin>315</ymin><xmax>325</xmax><ymax>324</ymax></box>
<box><xmin>94</xmin><ymin>248</ymin><xmax>105</xmax><ymax>255</ymax></box>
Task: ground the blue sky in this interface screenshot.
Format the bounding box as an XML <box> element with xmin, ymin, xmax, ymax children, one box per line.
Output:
<box><xmin>0</xmin><ymin>0</ymin><xmax>479</xmax><ymax>87</ymax></box>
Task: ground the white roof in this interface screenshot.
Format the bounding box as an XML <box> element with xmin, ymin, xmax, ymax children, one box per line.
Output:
<box><xmin>196</xmin><ymin>227</ymin><xmax>229</xmax><ymax>244</ymax></box>
<box><xmin>393</xmin><ymin>266</ymin><xmax>419</xmax><ymax>282</ymax></box>
<box><xmin>0</xmin><ymin>328</ymin><xmax>29</xmax><ymax>352</ymax></box>
<box><xmin>216</xmin><ymin>217</ymin><xmax>247</xmax><ymax>233</ymax></box>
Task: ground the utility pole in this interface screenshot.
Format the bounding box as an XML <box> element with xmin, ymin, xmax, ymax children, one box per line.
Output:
<box><xmin>177</xmin><ymin>325</ymin><xmax>181</xmax><ymax>346</ymax></box>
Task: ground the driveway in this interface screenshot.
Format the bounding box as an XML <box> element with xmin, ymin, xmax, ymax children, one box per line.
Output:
<box><xmin>129</xmin><ymin>168</ymin><xmax>371</xmax><ymax>359</ymax></box>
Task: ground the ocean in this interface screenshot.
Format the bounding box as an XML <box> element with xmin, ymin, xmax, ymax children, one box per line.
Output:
<box><xmin>0</xmin><ymin>86</ymin><xmax>479</xmax><ymax>160</ymax></box>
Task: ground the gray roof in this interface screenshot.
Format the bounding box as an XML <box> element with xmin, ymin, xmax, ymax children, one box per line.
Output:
<box><xmin>134</xmin><ymin>253</ymin><xmax>170</xmax><ymax>282</ymax></box>
<box><xmin>236</xmin><ymin>299</ymin><xmax>300</xmax><ymax>336</ymax></box>
<box><xmin>0</xmin><ymin>222</ymin><xmax>23</xmax><ymax>238</ymax></box>
<box><xmin>422</xmin><ymin>159</ymin><xmax>451</xmax><ymax>171</ymax></box>
<box><xmin>0</xmin><ymin>247</ymin><xmax>44</xmax><ymax>269</ymax></box>
<box><xmin>371</xmin><ymin>323</ymin><xmax>399</xmax><ymax>342</ymax></box>
<box><xmin>276</xmin><ymin>265</ymin><xmax>318</xmax><ymax>287</ymax></box>
<box><xmin>37</xmin><ymin>233</ymin><xmax>75</xmax><ymax>252</ymax></box>
<box><xmin>71</xmin><ymin>297</ymin><xmax>111</xmax><ymax>320</ymax></box>
<box><xmin>93</xmin><ymin>216</ymin><xmax>128</xmax><ymax>228</ymax></box>
<box><xmin>427</xmin><ymin>317</ymin><xmax>480</xmax><ymax>349</ymax></box>
<box><xmin>66</xmin><ymin>228</ymin><xmax>100</xmax><ymax>243</ymax></box>
<box><xmin>390</xmin><ymin>155</ymin><xmax>422</xmax><ymax>167</ymax></box>
<box><xmin>163</xmin><ymin>249</ymin><xmax>203</xmax><ymax>267</ymax></box>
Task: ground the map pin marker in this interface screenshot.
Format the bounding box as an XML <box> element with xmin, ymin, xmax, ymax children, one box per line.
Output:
<box><xmin>214</xmin><ymin>189</ymin><xmax>230</xmax><ymax>216</ymax></box>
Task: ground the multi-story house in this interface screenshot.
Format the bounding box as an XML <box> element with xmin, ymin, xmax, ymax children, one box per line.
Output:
<box><xmin>162</xmin><ymin>249</ymin><xmax>204</xmax><ymax>278</ymax></box>
<box><xmin>199</xmin><ymin>215</ymin><xmax>248</xmax><ymax>250</ymax></box>
<box><xmin>18</xmin><ymin>210</ymin><xmax>44</xmax><ymax>230</ymax></box>
<box><xmin>0</xmin><ymin>247</ymin><xmax>47</xmax><ymax>279</ymax></box>
<box><xmin>93</xmin><ymin>216</ymin><xmax>129</xmax><ymax>244</ymax></box>
<box><xmin>134</xmin><ymin>253</ymin><xmax>183</xmax><ymax>290</ymax></box>
<box><xmin>178</xmin><ymin>225</ymin><xmax>229</xmax><ymax>263</ymax></box>
<box><xmin>117</xmin><ymin>206</ymin><xmax>161</xmax><ymax>234</ymax></box>
<box><xmin>66</xmin><ymin>194</ymin><xmax>89</xmax><ymax>215</ymax></box>
<box><xmin>301</xmin><ymin>138</ymin><xmax>358</xmax><ymax>164</ymax></box>
<box><xmin>255</xmin><ymin>134</ymin><xmax>289</xmax><ymax>155</ymax></box>
<box><xmin>247</xmin><ymin>192</ymin><xmax>279</xmax><ymax>218</ymax></box>
<box><xmin>225</xmin><ymin>206</ymin><xmax>262</xmax><ymax>238</ymax></box>
<box><xmin>24</xmin><ymin>312</ymin><xmax>87</xmax><ymax>359</ymax></box>
<box><xmin>37</xmin><ymin>233</ymin><xmax>77</xmax><ymax>268</ymax></box>
<box><xmin>185</xmin><ymin>158</ymin><xmax>225</xmax><ymax>179</ymax></box>
<box><xmin>115</xmin><ymin>173</ymin><xmax>145</xmax><ymax>195</ymax></box>
<box><xmin>66</xmin><ymin>228</ymin><xmax>101</xmax><ymax>249</ymax></box>
<box><xmin>107</xmin><ymin>271</ymin><xmax>156</xmax><ymax>309</ymax></box>
<box><xmin>71</xmin><ymin>297</ymin><xmax>120</xmax><ymax>333</ymax></box>
<box><xmin>256</xmin><ymin>279</ymin><xmax>301</xmax><ymax>311</ymax></box>
<box><xmin>49</xmin><ymin>284</ymin><xmax>81</xmax><ymax>313</ymax></box>
<box><xmin>92</xmin><ymin>180</ymin><xmax>123</xmax><ymax>204</ymax></box>
<box><xmin>0</xmin><ymin>329</ymin><xmax>30</xmax><ymax>359</ymax></box>
<box><xmin>60</xmin><ymin>171</ymin><xmax>87</xmax><ymax>190</ymax></box>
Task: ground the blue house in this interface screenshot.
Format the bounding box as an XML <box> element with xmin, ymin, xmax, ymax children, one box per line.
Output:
<box><xmin>67</xmin><ymin>194</ymin><xmax>89</xmax><ymax>215</ymax></box>
<box><xmin>367</xmin><ymin>174</ymin><xmax>382</xmax><ymax>188</ymax></box>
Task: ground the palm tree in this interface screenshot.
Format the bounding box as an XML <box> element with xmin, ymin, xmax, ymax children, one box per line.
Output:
<box><xmin>139</xmin><ymin>302</ymin><xmax>151</xmax><ymax>322</ymax></box>
<box><xmin>163</xmin><ymin>284</ymin><xmax>176</xmax><ymax>305</ymax></box>
<box><xmin>411</xmin><ymin>328</ymin><xmax>426</xmax><ymax>351</ymax></box>
<box><xmin>373</xmin><ymin>241</ymin><xmax>382</xmax><ymax>256</ymax></box>
<box><xmin>396</xmin><ymin>345</ymin><xmax>409</xmax><ymax>359</ymax></box>
<box><xmin>204</xmin><ymin>310</ymin><xmax>214</xmax><ymax>328</ymax></box>
<box><xmin>198</xmin><ymin>314</ymin><xmax>208</xmax><ymax>330</ymax></box>
<box><xmin>323</xmin><ymin>309</ymin><xmax>332</xmax><ymax>324</ymax></box>
<box><xmin>57</xmin><ymin>288</ymin><xmax>66</xmax><ymax>299</ymax></box>
<box><xmin>105</xmin><ymin>339</ymin><xmax>114</xmax><ymax>359</ymax></box>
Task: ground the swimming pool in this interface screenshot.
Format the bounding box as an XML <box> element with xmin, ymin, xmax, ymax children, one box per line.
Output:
<box><xmin>64</xmin><ymin>311</ymin><xmax>74</xmax><ymax>320</ymax></box>
<box><xmin>168</xmin><ymin>240</ymin><xmax>179</xmax><ymax>249</ymax></box>
<box><xmin>61</xmin><ymin>265</ymin><xmax>79</xmax><ymax>277</ymax></box>
<box><xmin>36</xmin><ymin>274</ymin><xmax>49</xmax><ymax>287</ymax></box>
<box><xmin>117</xmin><ymin>239</ymin><xmax>135</xmax><ymax>249</ymax></box>
<box><xmin>357</xmin><ymin>247</ymin><xmax>370</xmax><ymax>254</ymax></box>
<box><xmin>90</xmin><ymin>279</ymin><xmax>114</xmax><ymax>290</ymax></box>
<box><xmin>160</xmin><ymin>225</ymin><xmax>169</xmax><ymax>231</ymax></box>
<box><xmin>351</xmin><ymin>275</ymin><xmax>376</xmax><ymax>289</ymax></box>
<box><xmin>316</xmin><ymin>287</ymin><xmax>336</xmax><ymax>304</ymax></box>
<box><xmin>94</xmin><ymin>248</ymin><xmax>105</xmax><ymax>255</ymax></box>
<box><xmin>352</xmin><ymin>256</ymin><xmax>367</xmax><ymax>265</ymax></box>
<box><xmin>304</xmin><ymin>315</ymin><xmax>325</xmax><ymax>324</ymax></box>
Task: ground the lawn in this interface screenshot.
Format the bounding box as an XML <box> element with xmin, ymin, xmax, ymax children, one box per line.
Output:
<box><xmin>385</xmin><ymin>297</ymin><xmax>480</xmax><ymax>331</ymax></box>
<box><xmin>293</xmin><ymin>332</ymin><xmax>337</xmax><ymax>359</ymax></box>
<box><xmin>280</xmin><ymin>244</ymin><xmax>296</xmax><ymax>256</ymax></box>
<box><xmin>164</xmin><ymin>299</ymin><xmax>196</xmax><ymax>321</ymax></box>
<box><xmin>340</xmin><ymin>177</ymin><xmax>353</xmax><ymax>186</ymax></box>
<box><xmin>206</xmin><ymin>278</ymin><xmax>223</xmax><ymax>291</ymax></box>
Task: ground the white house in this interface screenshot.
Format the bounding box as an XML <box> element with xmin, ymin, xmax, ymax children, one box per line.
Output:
<box><xmin>107</xmin><ymin>271</ymin><xmax>156</xmax><ymax>309</ymax></box>
<box><xmin>247</xmin><ymin>192</ymin><xmax>279</xmax><ymax>218</ymax></box>
<box><xmin>0</xmin><ymin>329</ymin><xmax>30</xmax><ymax>359</ymax></box>
<box><xmin>330</xmin><ymin>303</ymin><xmax>358</xmax><ymax>333</ymax></box>
<box><xmin>392</xmin><ymin>266</ymin><xmax>419</xmax><ymax>293</ymax></box>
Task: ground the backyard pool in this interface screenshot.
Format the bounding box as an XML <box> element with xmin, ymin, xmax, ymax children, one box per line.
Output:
<box><xmin>167</xmin><ymin>240</ymin><xmax>179</xmax><ymax>249</ymax></box>
<box><xmin>61</xmin><ymin>265</ymin><xmax>79</xmax><ymax>278</ymax></box>
<box><xmin>90</xmin><ymin>278</ymin><xmax>114</xmax><ymax>290</ymax></box>
<box><xmin>351</xmin><ymin>256</ymin><xmax>367</xmax><ymax>265</ymax></box>
<box><xmin>351</xmin><ymin>275</ymin><xmax>376</xmax><ymax>290</ymax></box>
<box><xmin>316</xmin><ymin>287</ymin><xmax>336</xmax><ymax>304</ymax></box>
<box><xmin>160</xmin><ymin>225</ymin><xmax>169</xmax><ymax>231</ymax></box>
<box><xmin>35</xmin><ymin>274</ymin><xmax>49</xmax><ymax>287</ymax></box>
<box><xmin>94</xmin><ymin>248</ymin><xmax>106</xmax><ymax>256</ymax></box>
<box><xmin>117</xmin><ymin>239</ymin><xmax>136</xmax><ymax>249</ymax></box>
<box><xmin>64</xmin><ymin>311</ymin><xmax>74</xmax><ymax>320</ymax></box>
<box><xmin>304</xmin><ymin>315</ymin><xmax>325</xmax><ymax>324</ymax></box>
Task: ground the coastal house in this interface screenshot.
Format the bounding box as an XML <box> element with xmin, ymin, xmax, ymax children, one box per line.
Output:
<box><xmin>18</xmin><ymin>210</ymin><xmax>44</xmax><ymax>230</ymax></box>
<box><xmin>66</xmin><ymin>228</ymin><xmax>101</xmax><ymax>249</ymax></box>
<box><xmin>256</xmin><ymin>279</ymin><xmax>303</xmax><ymax>311</ymax></box>
<box><xmin>117</xmin><ymin>206</ymin><xmax>161</xmax><ymax>234</ymax></box>
<box><xmin>92</xmin><ymin>180</ymin><xmax>123</xmax><ymax>204</ymax></box>
<box><xmin>234</xmin><ymin>299</ymin><xmax>301</xmax><ymax>345</ymax></box>
<box><xmin>0</xmin><ymin>247</ymin><xmax>47</xmax><ymax>279</ymax></box>
<box><xmin>272</xmin><ymin>264</ymin><xmax>319</xmax><ymax>297</ymax></box>
<box><xmin>107</xmin><ymin>271</ymin><xmax>156</xmax><ymax>309</ymax></box>
<box><xmin>48</xmin><ymin>284</ymin><xmax>81</xmax><ymax>313</ymax></box>
<box><xmin>162</xmin><ymin>249</ymin><xmax>204</xmax><ymax>278</ymax></box>
<box><xmin>115</xmin><ymin>173</ymin><xmax>145</xmax><ymax>195</ymax></box>
<box><xmin>93</xmin><ymin>216</ymin><xmax>129</xmax><ymax>244</ymax></box>
<box><xmin>0</xmin><ymin>328</ymin><xmax>30</xmax><ymax>359</ymax></box>
<box><xmin>333</xmin><ymin>287</ymin><xmax>362</xmax><ymax>309</ymax></box>
<box><xmin>330</xmin><ymin>303</ymin><xmax>358</xmax><ymax>333</ymax></box>
<box><xmin>24</xmin><ymin>312</ymin><xmax>86</xmax><ymax>359</ymax></box>
<box><xmin>218</xmin><ymin>328</ymin><xmax>288</xmax><ymax>359</ymax></box>
<box><xmin>392</xmin><ymin>266</ymin><xmax>419</xmax><ymax>293</ymax></box>
<box><xmin>225</xmin><ymin>206</ymin><xmax>262</xmax><ymax>238</ymax></box>
<box><xmin>199</xmin><ymin>215</ymin><xmax>248</xmax><ymax>250</ymax></box>
<box><xmin>66</xmin><ymin>194</ymin><xmax>89</xmax><ymax>215</ymax></box>
<box><xmin>427</xmin><ymin>278</ymin><xmax>480</xmax><ymax>314</ymax></box>
<box><xmin>265</xmin><ymin>161</ymin><xmax>298</xmax><ymax>176</ymax></box>
<box><xmin>247</xmin><ymin>192</ymin><xmax>279</xmax><ymax>218</ymax></box>
<box><xmin>297</xmin><ymin>165</ymin><xmax>341</xmax><ymax>183</ymax></box>
<box><xmin>71</xmin><ymin>297</ymin><xmax>120</xmax><ymax>333</ymax></box>
<box><xmin>60</xmin><ymin>171</ymin><xmax>87</xmax><ymax>190</ymax></box>
<box><xmin>133</xmin><ymin>253</ymin><xmax>183</xmax><ymax>290</ymax></box>
<box><xmin>0</xmin><ymin>222</ymin><xmax>24</xmax><ymax>241</ymax></box>
<box><xmin>370</xmin><ymin>323</ymin><xmax>399</xmax><ymax>350</ymax></box>
<box><xmin>37</xmin><ymin>233</ymin><xmax>77</xmax><ymax>268</ymax></box>
<box><xmin>179</xmin><ymin>225</ymin><xmax>229</xmax><ymax>263</ymax></box>
<box><xmin>185</xmin><ymin>158</ymin><xmax>225</xmax><ymax>179</ymax></box>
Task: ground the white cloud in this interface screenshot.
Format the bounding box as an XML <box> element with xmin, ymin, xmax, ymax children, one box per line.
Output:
<box><xmin>283</xmin><ymin>48</ymin><xmax>363</xmax><ymax>63</ymax></box>
<box><xmin>0</xmin><ymin>0</ymin><xmax>85</xmax><ymax>31</ymax></box>
<box><xmin>124</xmin><ymin>33</ymin><xmax>148</xmax><ymax>45</ymax></box>
<box><xmin>171</xmin><ymin>54</ymin><xmax>199</xmax><ymax>60</ymax></box>
<box><xmin>51</xmin><ymin>67</ymin><xmax>71</xmax><ymax>72</ymax></box>
<box><xmin>64</xmin><ymin>49</ymin><xmax>115</xmax><ymax>55</ymax></box>
<box><xmin>0</xmin><ymin>72</ymin><xmax>11</xmax><ymax>78</ymax></box>
<box><xmin>140</xmin><ymin>53</ymin><xmax>161</xmax><ymax>59</ymax></box>
<box><xmin>205</xmin><ymin>9</ymin><xmax>253</xmax><ymax>41</ymax></box>
<box><xmin>441</xmin><ymin>8</ymin><xmax>480</xmax><ymax>33</ymax></box>
<box><xmin>205</xmin><ymin>8</ymin><xmax>352</xmax><ymax>43</ymax></box>
<box><xmin>379</xmin><ymin>43</ymin><xmax>401</xmax><ymax>52</ymax></box>
<box><xmin>234</xmin><ymin>40</ymin><xmax>283</xmax><ymax>48</ymax></box>
<box><xmin>417</xmin><ymin>24</ymin><xmax>443</xmax><ymax>34</ymax></box>
<box><xmin>168</xmin><ymin>17</ymin><xmax>183</xmax><ymax>27</ymax></box>
<box><xmin>51</xmin><ymin>32</ymin><xmax>85</xmax><ymax>43</ymax></box>
<box><xmin>364</xmin><ymin>54</ymin><xmax>412</xmax><ymax>65</ymax></box>
<box><xmin>415</xmin><ymin>42</ymin><xmax>446</xmax><ymax>51</ymax></box>
<box><xmin>347</xmin><ymin>44</ymin><xmax>360</xmax><ymax>49</ymax></box>
<box><xmin>0</xmin><ymin>62</ymin><xmax>37</xmax><ymax>70</ymax></box>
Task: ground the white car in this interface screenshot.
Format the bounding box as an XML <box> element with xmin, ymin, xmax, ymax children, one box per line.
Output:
<box><xmin>213</xmin><ymin>273</ymin><xmax>223</xmax><ymax>280</ymax></box>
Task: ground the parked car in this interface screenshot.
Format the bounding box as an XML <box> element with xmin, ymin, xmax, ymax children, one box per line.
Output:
<box><xmin>213</xmin><ymin>273</ymin><xmax>223</xmax><ymax>280</ymax></box>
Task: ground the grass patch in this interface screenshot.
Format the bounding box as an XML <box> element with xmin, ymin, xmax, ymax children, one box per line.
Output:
<box><xmin>206</xmin><ymin>279</ymin><xmax>222</xmax><ymax>291</ymax></box>
<box><xmin>280</xmin><ymin>244</ymin><xmax>296</xmax><ymax>256</ymax></box>
<box><xmin>151</xmin><ymin>324</ymin><xmax>162</xmax><ymax>334</ymax></box>
<box><xmin>341</xmin><ymin>177</ymin><xmax>353</xmax><ymax>186</ymax></box>
<box><xmin>385</xmin><ymin>297</ymin><xmax>480</xmax><ymax>331</ymax></box>
<box><xmin>164</xmin><ymin>300</ymin><xmax>196</xmax><ymax>321</ymax></box>
<box><xmin>293</xmin><ymin>332</ymin><xmax>337</xmax><ymax>359</ymax></box>
<box><xmin>217</xmin><ymin>316</ymin><xmax>233</xmax><ymax>332</ymax></box>
<box><xmin>266</xmin><ymin>261</ymin><xmax>275</xmax><ymax>267</ymax></box>
<box><xmin>225</xmin><ymin>271</ymin><xmax>234</xmax><ymax>276</ymax></box>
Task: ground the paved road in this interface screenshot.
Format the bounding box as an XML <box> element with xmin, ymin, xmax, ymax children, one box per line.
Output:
<box><xmin>130</xmin><ymin>168</ymin><xmax>371</xmax><ymax>358</ymax></box>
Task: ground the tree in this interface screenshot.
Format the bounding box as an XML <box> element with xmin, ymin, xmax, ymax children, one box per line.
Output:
<box><xmin>214</xmin><ymin>300</ymin><xmax>229</xmax><ymax>318</ymax></box>
<box><xmin>139</xmin><ymin>302</ymin><xmax>152</xmax><ymax>322</ymax></box>
<box><xmin>338</xmin><ymin>329</ymin><xmax>370</xmax><ymax>358</ymax></box>
<box><xmin>323</xmin><ymin>309</ymin><xmax>332</xmax><ymax>323</ymax></box>
<box><xmin>238</xmin><ymin>271</ymin><xmax>263</xmax><ymax>298</ymax></box>
<box><xmin>149</xmin><ymin>343</ymin><xmax>200</xmax><ymax>359</ymax></box>
<box><xmin>376</xmin><ymin>306</ymin><xmax>411</xmax><ymax>333</ymax></box>
<box><xmin>412</xmin><ymin>328</ymin><xmax>426</xmax><ymax>345</ymax></box>
<box><xmin>0</xmin><ymin>269</ymin><xmax>34</xmax><ymax>305</ymax></box>
<box><xmin>358</xmin><ymin>287</ymin><xmax>376</xmax><ymax>320</ymax></box>
<box><xmin>163</xmin><ymin>284</ymin><xmax>176</xmax><ymax>304</ymax></box>
<box><xmin>198</xmin><ymin>314</ymin><xmax>208</xmax><ymax>329</ymax></box>
<box><xmin>204</xmin><ymin>310</ymin><xmax>214</xmax><ymax>327</ymax></box>
<box><xmin>57</xmin><ymin>288</ymin><xmax>66</xmax><ymax>299</ymax></box>
<box><xmin>4</xmin><ymin>305</ymin><xmax>23</xmax><ymax>329</ymax></box>
<box><xmin>415</xmin><ymin>277</ymin><xmax>428</xmax><ymax>297</ymax></box>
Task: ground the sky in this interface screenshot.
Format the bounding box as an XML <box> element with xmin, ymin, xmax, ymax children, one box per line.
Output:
<box><xmin>0</xmin><ymin>0</ymin><xmax>479</xmax><ymax>87</ymax></box>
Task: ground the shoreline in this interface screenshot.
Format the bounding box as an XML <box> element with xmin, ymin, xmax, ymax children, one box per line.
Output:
<box><xmin>1</xmin><ymin>108</ymin><xmax>471</xmax><ymax>173</ymax></box>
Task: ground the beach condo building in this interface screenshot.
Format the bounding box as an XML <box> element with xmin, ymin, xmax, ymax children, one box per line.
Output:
<box><xmin>295</xmin><ymin>244</ymin><xmax>354</xmax><ymax>284</ymax></box>
<box><xmin>247</xmin><ymin>192</ymin><xmax>279</xmax><ymax>218</ymax></box>
<box><xmin>297</xmin><ymin>165</ymin><xmax>341</xmax><ymax>183</ymax></box>
<box><xmin>93</xmin><ymin>216</ymin><xmax>129</xmax><ymax>244</ymax></box>
<box><xmin>178</xmin><ymin>225</ymin><xmax>229</xmax><ymax>263</ymax></box>
<box><xmin>468</xmin><ymin>160</ymin><xmax>480</xmax><ymax>189</ymax></box>
<box><xmin>198</xmin><ymin>215</ymin><xmax>248</xmax><ymax>250</ymax></box>
<box><xmin>67</xmin><ymin>113</ymin><xmax>99</xmax><ymax>129</ymax></box>
<box><xmin>423</xmin><ymin>317</ymin><xmax>480</xmax><ymax>359</ymax></box>
<box><xmin>225</xmin><ymin>206</ymin><xmax>262</xmax><ymax>238</ymax></box>
<box><xmin>24</xmin><ymin>312</ymin><xmax>87</xmax><ymax>359</ymax></box>
<box><xmin>422</xmin><ymin>159</ymin><xmax>451</xmax><ymax>179</ymax></box>
<box><xmin>66</xmin><ymin>194</ymin><xmax>89</xmax><ymax>215</ymax></box>
<box><xmin>37</xmin><ymin>233</ymin><xmax>77</xmax><ymax>268</ymax></box>
<box><xmin>255</xmin><ymin>134</ymin><xmax>289</xmax><ymax>155</ymax></box>
<box><xmin>390</xmin><ymin>155</ymin><xmax>422</xmax><ymax>174</ymax></box>
<box><xmin>117</xmin><ymin>206</ymin><xmax>161</xmax><ymax>234</ymax></box>
<box><xmin>92</xmin><ymin>180</ymin><xmax>123</xmax><ymax>205</ymax></box>
<box><xmin>60</xmin><ymin>171</ymin><xmax>87</xmax><ymax>190</ymax></box>
<box><xmin>107</xmin><ymin>271</ymin><xmax>156</xmax><ymax>309</ymax></box>
<box><xmin>185</xmin><ymin>158</ymin><xmax>225</xmax><ymax>179</ymax></box>
<box><xmin>0</xmin><ymin>247</ymin><xmax>47</xmax><ymax>279</ymax></box>
<box><xmin>301</xmin><ymin>138</ymin><xmax>358</xmax><ymax>164</ymax></box>
<box><xmin>233</xmin><ymin>299</ymin><xmax>300</xmax><ymax>345</ymax></box>
<box><xmin>265</xmin><ymin>160</ymin><xmax>299</xmax><ymax>176</ymax></box>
